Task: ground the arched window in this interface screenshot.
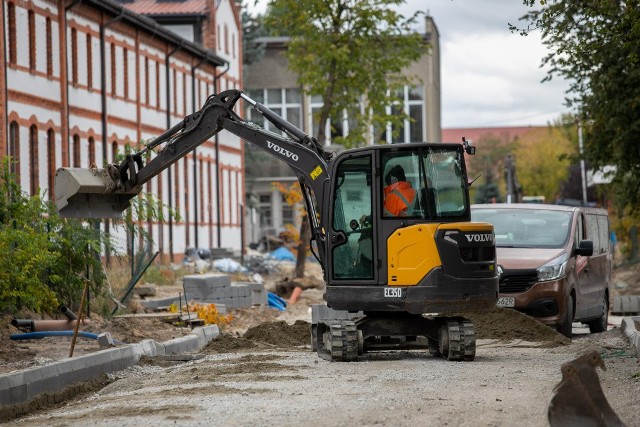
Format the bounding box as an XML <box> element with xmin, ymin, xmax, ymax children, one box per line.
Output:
<box><xmin>46</xmin><ymin>17</ymin><xmax>53</xmax><ymax>76</ymax></box>
<box><xmin>111</xmin><ymin>141</ymin><xmax>119</xmax><ymax>163</ymax></box>
<box><xmin>123</xmin><ymin>48</ymin><xmax>129</xmax><ymax>99</ymax></box>
<box><xmin>232</xmin><ymin>34</ymin><xmax>236</xmax><ymax>59</ymax></box>
<box><xmin>71</xmin><ymin>28</ymin><xmax>78</xmax><ymax>83</ymax></box>
<box><xmin>29</xmin><ymin>125</ymin><xmax>39</xmax><ymax>195</ymax></box>
<box><xmin>28</xmin><ymin>10</ymin><xmax>36</xmax><ymax>71</ymax></box>
<box><xmin>7</xmin><ymin>2</ymin><xmax>16</xmax><ymax>64</ymax></box>
<box><xmin>110</xmin><ymin>42</ymin><xmax>116</xmax><ymax>95</ymax></box>
<box><xmin>88</xmin><ymin>136</ymin><xmax>95</xmax><ymax>166</ymax></box>
<box><xmin>86</xmin><ymin>34</ymin><xmax>92</xmax><ymax>89</ymax></box>
<box><xmin>144</xmin><ymin>57</ymin><xmax>150</xmax><ymax>105</ymax></box>
<box><xmin>224</xmin><ymin>25</ymin><xmax>229</xmax><ymax>54</ymax></box>
<box><xmin>72</xmin><ymin>134</ymin><xmax>80</xmax><ymax>167</ymax></box>
<box><xmin>9</xmin><ymin>121</ymin><xmax>20</xmax><ymax>181</ymax></box>
<box><xmin>155</xmin><ymin>60</ymin><xmax>160</xmax><ymax>109</ymax></box>
<box><xmin>47</xmin><ymin>129</ymin><xmax>56</xmax><ymax>200</ymax></box>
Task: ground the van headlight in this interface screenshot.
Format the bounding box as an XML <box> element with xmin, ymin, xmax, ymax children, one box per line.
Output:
<box><xmin>537</xmin><ymin>253</ymin><xmax>569</xmax><ymax>282</ymax></box>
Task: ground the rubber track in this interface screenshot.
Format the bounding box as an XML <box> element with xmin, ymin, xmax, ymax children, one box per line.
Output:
<box><xmin>442</xmin><ymin>318</ymin><xmax>476</xmax><ymax>361</ymax></box>
<box><xmin>328</xmin><ymin>320</ymin><xmax>359</xmax><ymax>362</ymax></box>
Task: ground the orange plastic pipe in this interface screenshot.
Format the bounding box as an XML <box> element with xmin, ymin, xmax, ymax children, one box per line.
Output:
<box><xmin>30</xmin><ymin>319</ymin><xmax>90</xmax><ymax>332</ymax></box>
<box><xmin>288</xmin><ymin>286</ymin><xmax>303</xmax><ymax>304</ymax></box>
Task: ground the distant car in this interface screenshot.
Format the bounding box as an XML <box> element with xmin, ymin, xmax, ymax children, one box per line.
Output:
<box><xmin>471</xmin><ymin>203</ymin><xmax>611</xmax><ymax>337</ymax></box>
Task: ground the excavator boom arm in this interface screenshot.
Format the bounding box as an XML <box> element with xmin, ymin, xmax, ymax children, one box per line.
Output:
<box><xmin>54</xmin><ymin>89</ymin><xmax>330</xmax><ymax>265</ymax></box>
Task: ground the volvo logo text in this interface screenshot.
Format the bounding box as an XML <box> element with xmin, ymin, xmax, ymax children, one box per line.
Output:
<box><xmin>466</xmin><ymin>234</ymin><xmax>494</xmax><ymax>243</ymax></box>
<box><xmin>267</xmin><ymin>141</ymin><xmax>299</xmax><ymax>161</ymax></box>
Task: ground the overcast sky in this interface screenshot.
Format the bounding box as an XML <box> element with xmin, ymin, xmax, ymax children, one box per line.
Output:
<box><xmin>245</xmin><ymin>0</ymin><xmax>572</xmax><ymax>129</ymax></box>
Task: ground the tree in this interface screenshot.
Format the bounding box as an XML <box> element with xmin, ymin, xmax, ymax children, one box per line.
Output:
<box><xmin>264</xmin><ymin>0</ymin><xmax>426</xmax><ymax>148</ymax></box>
<box><xmin>513</xmin><ymin>125</ymin><xmax>575</xmax><ymax>202</ymax></box>
<box><xmin>241</xmin><ymin>2</ymin><xmax>268</xmax><ymax>71</ymax></box>
<box><xmin>473</xmin><ymin>158</ymin><xmax>502</xmax><ymax>204</ymax></box>
<box><xmin>0</xmin><ymin>159</ymin><xmax>105</xmax><ymax>314</ymax></box>
<box><xmin>516</xmin><ymin>1</ymin><xmax>640</xmax><ymax>210</ymax></box>
<box><xmin>466</xmin><ymin>135</ymin><xmax>516</xmax><ymax>202</ymax></box>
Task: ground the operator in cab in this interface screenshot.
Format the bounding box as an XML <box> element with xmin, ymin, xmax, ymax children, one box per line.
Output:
<box><xmin>383</xmin><ymin>165</ymin><xmax>416</xmax><ymax>217</ymax></box>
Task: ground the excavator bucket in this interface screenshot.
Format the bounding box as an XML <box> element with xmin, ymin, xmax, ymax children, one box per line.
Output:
<box><xmin>548</xmin><ymin>350</ymin><xmax>626</xmax><ymax>427</ymax></box>
<box><xmin>54</xmin><ymin>167</ymin><xmax>138</xmax><ymax>219</ymax></box>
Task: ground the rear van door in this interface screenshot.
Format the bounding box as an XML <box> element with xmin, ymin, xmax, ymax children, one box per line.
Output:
<box><xmin>589</xmin><ymin>213</ymin><xmax>610</xmax><ymax>316</ymax></box>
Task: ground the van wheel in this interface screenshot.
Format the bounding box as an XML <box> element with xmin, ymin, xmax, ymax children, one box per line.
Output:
<box><xmin>588</xmin><ymin>293</ymin><xmax>609</xmax><ymax>333</ymax></box>
<box><xmin>558</xmin><ymin>294</ymin><xmax>574</xmax><ymax>338</ymax></box>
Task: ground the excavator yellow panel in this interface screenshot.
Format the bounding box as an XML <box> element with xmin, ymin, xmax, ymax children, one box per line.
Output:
<box><xmin>387</xmin><ymin>223</ymin><xmax>441</xmax><ymax>286</ymax></box>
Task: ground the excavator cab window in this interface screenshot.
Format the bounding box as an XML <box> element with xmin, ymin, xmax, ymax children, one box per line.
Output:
<box><xmin>381</xmin><ymin>147</ymin><xmax>468</xmax><ymax>220</ymax></box>
<box><xmin>331</xmin><ymin>155</ymin><xmax>374</xmax><ymax>280</ymax></box>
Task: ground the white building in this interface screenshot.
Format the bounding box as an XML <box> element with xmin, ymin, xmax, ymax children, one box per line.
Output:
<box><xmin>1</xmin><ymin>0</ymin><xmax>244</xmax><ymax>262</ymax></box>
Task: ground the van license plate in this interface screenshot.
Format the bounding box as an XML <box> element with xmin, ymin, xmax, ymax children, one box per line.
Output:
<box><xmin>496</xmin><ymin>297</ymin><xmax>515</xmax><ymax>307</ymax></box>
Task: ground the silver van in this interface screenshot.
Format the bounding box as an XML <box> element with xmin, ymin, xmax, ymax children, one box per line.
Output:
<box><xmin>471</xmin><ymin>203</ymin><xmax>611</xmax><ymax>337</ymax></box>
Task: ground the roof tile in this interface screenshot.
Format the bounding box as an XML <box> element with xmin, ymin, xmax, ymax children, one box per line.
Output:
<box><xmin>123</xmin><ymin>0</ymin><xmax>208</xmax><ymax>16</ymax></box>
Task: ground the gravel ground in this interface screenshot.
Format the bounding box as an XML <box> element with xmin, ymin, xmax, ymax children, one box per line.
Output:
<box><xmin>4</xmin><ymin>261</ymin><xmax>640</xmax><ymax>425</ymax></box>
<box><xmin>9</xmin><ymin>327</ymin><xmax>639</xmax><ymax>427</ymax></box>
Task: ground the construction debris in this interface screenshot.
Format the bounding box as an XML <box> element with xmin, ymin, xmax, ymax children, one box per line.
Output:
<box><xmin>612</xmin><ymin>295</ymin><xmax>640</xmax><ymax>315</ymax></box>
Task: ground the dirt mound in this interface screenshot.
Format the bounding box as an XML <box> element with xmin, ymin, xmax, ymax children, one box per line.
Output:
<box><xmin>460</xmin><ymin>307</ymin><xmax>570</xmax><ymax>346</ymax></box>
<box><xmin>225</xmin><ymin>306</ymin><xmax>283</xmax><ymax>335</ymax></box>
<box><xmin>243</xmin><ymin>320</ymin><xmax>311</xmax><ymax>348</ymax></box>
<box><xmin>0</xmin><ymin>314</ymin><xmax>37</xmax><ymax>364</ymax></box>
<box><xmin>201</xmin><ymin>333</ymin><xmax>261</xmax><ymax>353</ymax></box>
<box><xmin>85</xmin><ymin>317</ymin><xmax>182</xmax><ymax>343</ymax></box>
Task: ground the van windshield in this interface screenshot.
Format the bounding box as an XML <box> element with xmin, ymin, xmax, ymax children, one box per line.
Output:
<box><xmin>471</xmin><ymin>208</ymin><xmax>573</xmax><ymax>248</ymax></box>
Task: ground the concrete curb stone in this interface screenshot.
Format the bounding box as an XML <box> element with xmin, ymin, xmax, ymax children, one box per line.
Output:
<box><xmin>620</xmin><ymin>316</ymin><xmax>640</xmax><ymax>360</ymax></box>
<box><xmin>0</xmin><ymin>324</ymin><xmax>219</xmax><ymax>408</ymax></box>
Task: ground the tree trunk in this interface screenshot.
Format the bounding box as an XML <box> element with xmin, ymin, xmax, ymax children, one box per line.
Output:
<box><xmin>295</xmin><ymin>214</ymin><xmax>311</xmax><ymax>278</ymax></box>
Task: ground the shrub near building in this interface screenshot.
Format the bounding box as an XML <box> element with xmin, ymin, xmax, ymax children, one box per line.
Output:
<box><xmin>0</xmin><ymin>160</ymin><xmax>105</xmax><ymax>314</ymax></box>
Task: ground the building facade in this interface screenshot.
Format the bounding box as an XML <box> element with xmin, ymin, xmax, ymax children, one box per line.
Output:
<box><xmin>243</xmin><ymin>17</ymin><xmax>442</xmax><ymax>245</ymax></box>
<box><xmin>1</xmin><ymin>0</ymin><xmax>244</xmax><ymax>262</ymax></box>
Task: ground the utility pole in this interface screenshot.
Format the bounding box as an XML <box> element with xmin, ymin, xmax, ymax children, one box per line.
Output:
<box><xmin>505</xmin><ymin>154</ymin><xmax>514</xmax><ymax>203</ymax></box>
<box><xmin>578</xmin><ymin>122</ymin><xmax>588</xmax><ymax>206</ymax></box>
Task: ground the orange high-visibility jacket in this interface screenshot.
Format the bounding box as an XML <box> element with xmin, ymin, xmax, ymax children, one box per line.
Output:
<box><xmin>383</xmin><ymin>181</ymin><xmax>416</xmax><ymax>216</ymax></box>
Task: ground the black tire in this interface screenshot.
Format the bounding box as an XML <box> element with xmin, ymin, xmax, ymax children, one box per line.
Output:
<box><xmin>311</xmin><ymin>325</ymin><xmax>318</xmax><ymax>351</ymax></box>
<box><xmin>588</xmin><ymin>293</ymin><xmax>609</xmax><ymax>333</ymax></box>
<box><xmin>428</xmin><ymin>338</ymin><xmax>441</xmax><ymax>356</ymax></box>
<box><xmin>558</xmin><ymin>294</ymin><xmax>574</xmax><ymax>338</ymax></box>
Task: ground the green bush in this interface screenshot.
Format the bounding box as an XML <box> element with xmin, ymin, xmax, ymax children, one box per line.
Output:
<box><xmin>0</xmin><ymin>160</ymin><xmax>106</xmax><ymax>314</ymax></box>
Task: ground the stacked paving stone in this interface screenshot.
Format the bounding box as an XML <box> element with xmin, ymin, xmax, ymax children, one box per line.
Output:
<box><xmin>183</xmin><ymin>274</ymin><xmax>267</xmax><ymax>310</ymax></box>
<box><xmin>209</xmin><ymin>248</ymin><xmax>236</xmax><ymax>259</ymax></box>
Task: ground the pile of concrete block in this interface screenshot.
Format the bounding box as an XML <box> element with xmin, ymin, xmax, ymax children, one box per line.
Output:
<box><xmin>183</xmin><ymin>274</ymin><xmax>267</xmax><ymax>310</ymax></box>
<box><xmin>612</xmin><ymin>295</ymin><xmax>640</xmax><ymax>315</ymax></box>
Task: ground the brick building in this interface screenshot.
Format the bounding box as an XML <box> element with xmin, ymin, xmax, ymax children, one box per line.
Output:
<box><xmin>1</xmin><ymin>0</ymin><xmax>244</xmax><ymax>262</ymax></box>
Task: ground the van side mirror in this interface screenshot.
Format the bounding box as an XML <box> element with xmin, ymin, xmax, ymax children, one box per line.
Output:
<box><xmin>575</xmin><ymin>240</ymin><xmax>593</xmax><ymax>257</ymax></box>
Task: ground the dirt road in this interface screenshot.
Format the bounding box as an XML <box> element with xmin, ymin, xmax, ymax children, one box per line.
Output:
<box><xmin>10</xmin><ymin>326</ymin><xmax>639</xmax><ymax>427</ymax></box>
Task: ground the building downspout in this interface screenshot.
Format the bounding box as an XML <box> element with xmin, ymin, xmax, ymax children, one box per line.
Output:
<box><xmin>166</xmin><ymin>43</ymin><xmax>182</xmax><ymax>262</ymax></box>
<box><xmin>214</xmin><ymin>62</ymin><xmax>229</xmax><ymax>248</ymax></box>
<box><xmin>1</xmin><ymin>1</ymin><xmax>7</xmax><ymax>155</ymax></box>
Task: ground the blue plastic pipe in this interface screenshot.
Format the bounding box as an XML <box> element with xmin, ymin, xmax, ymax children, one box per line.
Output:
<box><xmin>267</xmin><ymin>292</ymin><xmax>287</xmax><ymax>311</ymax></box>
<box><xmin>10</xmin><ymin>331</ymin><xmax>100</xmax><ymax>341</ymax></box>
